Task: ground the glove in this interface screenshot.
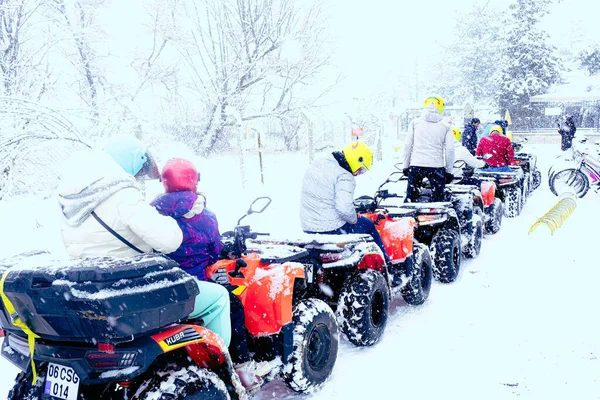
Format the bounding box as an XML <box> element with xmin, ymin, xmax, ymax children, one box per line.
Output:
<box><xmin>482</xmin><ymin>162</ymin><xmax>489</xmax><ymax>169</ymax></box>
<box><xmin>445</xmin><ymin>172</ymin><xmax>454</xmax><ymax>184</ymax></box>
<box><xmin>403</xmin><ymin>168</ymin><xmax>409</xmax><ymax>177</ymax></box>
<box><xmin>211</xmin><ymin>268</ymin><xmax>229</xmax><ymax>285</ymax></box>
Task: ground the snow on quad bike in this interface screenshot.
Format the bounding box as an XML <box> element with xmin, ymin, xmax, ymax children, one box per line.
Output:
<box><xmin>248</xmin><ymin>190</ymin><xmax>433</xmax><ymax>347</ymax></box>
<box><xmin>0</xmin><ymin>198</ymin><xmax>338</xmax><ymax>400</ymax></box>
<box><xmin>512</xmin><ymin>139</ymin><xmax>541</xmax><ymax>196</ymax></box>
<box><xmin>472</xmin><ymin>164</ymin><xmax>525</xmax><ymax>218</ymax></box>
<box><xmin>452</xmin><ymin>161</ymin><xmax>504</xmax><ymax>235</ymax></box>
<box><xmin>414</xmin><ymin>175</ymin><xmax>484</xmax><ymax>259</ymax></box>
<box><xmin>362</xmin><ymin>168</ymin><xmax>463</xmax><ymax>285</ymax></box>
<box><xmin>252</xmin><ymin>234</ymin><xmax>393</xmax><ymax>347</ymax></box>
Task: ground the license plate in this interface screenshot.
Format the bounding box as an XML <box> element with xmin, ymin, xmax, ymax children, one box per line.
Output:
<box><xmin>44</xmin><ymin>363</ymin><xmax>80</xmax><ymax>400</ymax></box>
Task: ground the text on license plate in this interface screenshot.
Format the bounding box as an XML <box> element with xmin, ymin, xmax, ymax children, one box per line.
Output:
<box><xmin>44</xmin><ymin>363</ymin><xmax>80</xmax><ymax>400</ymax></box>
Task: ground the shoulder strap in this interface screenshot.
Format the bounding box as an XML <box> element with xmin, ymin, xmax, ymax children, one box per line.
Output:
<box><xmin>91</xmin><ymin>211</ymin><xmax>144</xmax><ymax>254</ymax></box>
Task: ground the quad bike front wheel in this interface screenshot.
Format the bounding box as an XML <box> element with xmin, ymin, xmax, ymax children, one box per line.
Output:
<box><xmin>503</xmin><ymin>186</ymin><xmax>522</xmax><ymax>218</ymax></box>
<box><xmin>401</xmin><ymin>242</ymin><xmax>432</xmax><ymax>306</ymax></box>
<box><xmin>464</xmin><ymin>207</ymin><xmax>483</xmax><ymax>259</ymax></box>
<box><xmin>336</xmin><ymin>270</ymin><xmax>390</xmax><ymax>347</ymax></box>
<box><xmin>531</xmin><ymin>170</ymin><xmax>542</xmax><ymax>191</ymax></box>
<box><xmin>282</xmin><ymin>298</ymin><xmax>339</xmax><ymax>393</ymax></box>
<box><xmin>430</xmin><ymin>229</ymin><xmax>462</xmax><ymax>283</ymax></box>
<box><xmin>485</xmin><ymin>198</ymin><xmax>503</xmax><ymax>234</ymax></box>
<box><xmin>133</xmin><ymin>365</ymin><xmax>230</xmax><ymax>400</ymax></box>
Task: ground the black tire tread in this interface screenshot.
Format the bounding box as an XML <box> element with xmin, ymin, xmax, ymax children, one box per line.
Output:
<box><xmin>336</xmin><ymin>270</ymin><xmax>389</xmax><ymax>347</ymax></box>
<box><xmin>430</xmin><ymin>229</ymin><xmax>462</xmax><ymax>283</ymax></box>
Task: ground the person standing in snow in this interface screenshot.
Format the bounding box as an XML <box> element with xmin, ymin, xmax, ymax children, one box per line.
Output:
<box><xmin>476</xmin><ymin>125</ymin><xmax>514</xmax><ymax>172</ymax></box>
<box><xmin>461</xmin><ymin>118</ymin><xmax>480</xmax><ymax>155</ymax></box>
<box><xmin>558</xmin><ymin>115</ymin><xmax>577</xmax><ymax>151</ymax></box>
<box><xmin>402</xmin><ymin>96</ymin><xmax>455</xmax><ymax>202</ymax></box>
<box><xmin>300</xmin><ymin>141</ymin><xmax>391</xmax><ymax>264</ymax></box>
<box><xmin>150</xmin><ymin>158</ymin><xmax>264</xmax><ymax>390</ymax></box>
<box><xmin>57</xmin><ymin>138</ymin><xmax>232</xmax><ymax>377</ymax></box>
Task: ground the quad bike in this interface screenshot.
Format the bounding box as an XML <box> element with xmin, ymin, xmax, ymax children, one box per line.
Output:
<box><xmin>366</xmin><ymin>169</ymin><xmax>463</xmax><ymax>285</ymax></box>
<box><xmin>409</xmin><ymin>167</ymin><xmax>484</xmax><ymax>260</ymax></box>
<box><xmin>452</xmin><ymin>162</ymin><xmax>504</xmax><ymax>235</ymax></box>
<box><xmin>472</xmin><ymin>165</ymin><xmax>525</xmax><ymax>218</ymax></box>
<box><xmin>511</xmin><ymin>139</ymin><xmax>541</xmax><ymax>200</ymax></box>
<box><xmin>249</xmin><ymin>175</ymin><xmax>434</xmax><ymax>347</ymax></box>
<box><xmin>0</xmin><ymin>198</ymin><xmax>338</xmax><ymax>400</ymax></box>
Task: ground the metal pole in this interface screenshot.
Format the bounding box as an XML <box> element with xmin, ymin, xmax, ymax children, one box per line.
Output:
<box><xmin>257</xmin><ymin>131</ymin><xmax>264</xmax><ymax>184</ymax></box>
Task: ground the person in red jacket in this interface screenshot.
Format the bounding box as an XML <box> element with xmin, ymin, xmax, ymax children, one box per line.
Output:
<box><xmin>476</xmin><ymin>125</ymin><xmax>514</xmax><ymax>172</ymax></box>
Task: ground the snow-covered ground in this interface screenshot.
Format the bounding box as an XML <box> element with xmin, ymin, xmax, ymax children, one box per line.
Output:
<box><xmin>0</xmin><ymin>142</ymin><xmax>599</xmax><ymax>399</ymax></box>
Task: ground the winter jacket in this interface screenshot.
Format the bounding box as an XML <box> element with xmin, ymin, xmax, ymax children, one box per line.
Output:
<box><xmin>403</xmin><ymin>104</ymin><xmax>455</xmax><ymax>173</ymax></box>
<box><xmin>300</xmin><ymin>153</ymin><xmax>357</xmax><ymax>232</ymax></box>
<box><xmin>461</xmin><ymin>124</ymin><xmax>478</xmax><ymax>155</ymax></box>
<box><xmin>151</xmin><ymin>191</ymin><xmax>223</xmax><ymax>281</ymax></box>
<box><xmin>453</xmin><ymin>141</ymin><xmax>486</xmax><ymax>177</ymax></box>
<box><xmin>476</xmin><ymin>132</ymin><xmax>514</xmax><ymax>167</ymax></box>
<box><xmin>58</xmin><ymin>150</ymin><xmax>183</xmax><ymax>258</ymax></box>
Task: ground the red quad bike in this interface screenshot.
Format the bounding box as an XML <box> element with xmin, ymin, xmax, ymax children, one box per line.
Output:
<box><xmin>452</xmin><ymin>161</ymin><xmax>504</xmax><ymax>235</ymax></box>
<box><xmin>249</xmin><ymin>184</ymin><xmax>433</xmax><ymax>348</ymax></box>
<box><xmin>0</xmin><ymin>198</ymin><xmax>338</xmax><ymax>400</ymax></box>
<box><xmin>472</xmin><ymin>165</ymin><xmax>525</xmax><ymax>218</ymax></box>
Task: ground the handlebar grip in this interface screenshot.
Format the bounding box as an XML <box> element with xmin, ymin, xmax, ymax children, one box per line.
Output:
<box><xmin>254</xmin><ymin>232</ymin><xmax>270</xmax><ymax>236</ymax></box>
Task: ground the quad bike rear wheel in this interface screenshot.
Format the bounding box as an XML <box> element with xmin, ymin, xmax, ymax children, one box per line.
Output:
<box><xmin>464</xmin><ymin>207</ymin><xmax>483</xmax><ymax>259</ymax></box>
<box><xmin>283</xmin><ymin>298</ymin><xmax>339</xmax><ymax>392</ymax></box>
<box><xmin>336</xmin><ymin>270</ymin><xmax>390</xmax><ymax>347</ymax></box>
<box><xmin>133</xmin><ymin>365</ymin><xmax>229</xmax><ymax>400</ymax></box>
<box><xmin>485</xmin><ymin>198</ymin><xmax>503</xmax><ymax>234</ymax></box>
<box><xmin>503</xmin><ymin>186</ymin><xmax>522</xmax><ymax>218</ymax></box>
<box><xmin>400</xmin><ymin>242</ymin><xmax>432</xmax><ymax>306</ymax></box>
<box><xmin>9</xmin><ymin>364</ymin><xmax>107</xmax><ymax>400</ymax></box>
<box><xmin>430</xmin><ymin>229</ymin><xmax>462</xmax><ymax>283</ymax></box>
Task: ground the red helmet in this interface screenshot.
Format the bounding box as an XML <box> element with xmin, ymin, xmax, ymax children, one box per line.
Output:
<box><xmin>161</xmin><ymin>158</ymin><xmax>199</xmax><ymax>193</ymax></box>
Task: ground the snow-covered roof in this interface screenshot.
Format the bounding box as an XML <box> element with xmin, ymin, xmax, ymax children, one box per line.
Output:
<box><xmin>530</xmin><ymin>71</ymin><xmax>600</xmax><ymax>103</ymax></box>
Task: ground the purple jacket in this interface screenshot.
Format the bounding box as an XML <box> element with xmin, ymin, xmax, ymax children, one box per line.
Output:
<box><xmin>151</xmin><ymin>191</ymin><xmax>223</xmax><ymax>281</ymax></box>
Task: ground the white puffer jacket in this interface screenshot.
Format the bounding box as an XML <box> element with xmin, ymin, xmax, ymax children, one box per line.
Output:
<box><xmin>58</xmin><ymin>150</ymin><xmax>183</xmax><ymax>258</ymax></box>
<box><xmin>403</xmin><ymin>105</ymin><xmax>455</xmax><ymax>172</ymax></box>
<box><xmin>300</xmin><ymin>153</ymin><xmax>357</xmax><ymax>232</ymax></box>
<box><xmin>453</xmin><ymin>141</ymin><xmax>486</xmax><ymax>177</ymax></box>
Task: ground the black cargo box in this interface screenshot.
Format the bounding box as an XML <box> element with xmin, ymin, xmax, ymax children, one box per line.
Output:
<box><xmin>0</xmin><ymin>252</ymin><xmax>199</xmax><ymax>344</ymax></box>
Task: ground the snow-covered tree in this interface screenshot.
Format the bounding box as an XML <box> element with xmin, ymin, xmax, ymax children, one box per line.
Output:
<box><xmin>162</xmin><ymin>0</ymin><xmax>335</xmax><ymax>155</ymax></box>
<box><xmin>579</xmin><ymin>44</ymin><xmax>600</xmax><ymax>76</ymax></box>
<box><xmin>0</xmin><ymin>0</ymin><xmax>46</xmax><ymax>98</ymax></box>
<box><xmin>495</xmin><ymin>0</ymin><xmax>562</xmax><ymax>129</ymax></box>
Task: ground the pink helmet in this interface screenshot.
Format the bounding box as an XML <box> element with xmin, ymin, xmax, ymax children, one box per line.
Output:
<box><xmin>161</xmin><ymin>158</ymin><xmax>199</xmax><ymax>193</ymax></box>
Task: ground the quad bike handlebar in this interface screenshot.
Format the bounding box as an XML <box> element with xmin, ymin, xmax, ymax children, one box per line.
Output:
<box><xmin>221</xmin><ymin>198</ymin><xmax>272</xmax><ymax>259</ymax></box>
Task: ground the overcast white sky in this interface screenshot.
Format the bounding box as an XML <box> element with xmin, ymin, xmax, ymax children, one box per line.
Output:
<box><xmin>98</xmin><ymin>0</ymin><xmax>598</xmax><ymax>115</ymax></box>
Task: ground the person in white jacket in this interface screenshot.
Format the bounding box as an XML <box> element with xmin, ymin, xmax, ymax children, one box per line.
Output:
<box><xmin>403</xmin><ymin>96</ymin><xmax>455</xmax><ymax>202</ymax></box>
<box><xmin>57</xmin><ymin>138</ymin><xmax>232</xmax><ymax>375</ymax></box>
<box><xmin>451</xmin><ymin>127</ymin><xmax>487</xmax><ymax>180</ymax></box>
<box><xmin>300</xmin><ymin>141</ymin><xmax>391</xmax><ymax>264</ymax></box>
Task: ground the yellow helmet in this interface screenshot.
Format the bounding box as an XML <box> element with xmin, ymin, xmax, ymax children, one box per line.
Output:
<box><xmin>343</xmin><ymin>141</ymin><xmax>373</xmax><ymax>176</ymax></box>
<box><xmin>490</xmin><ymin>124</ymin><xmax>503</xmax><ymax>135</ymax></box>
<box><xmin>423</xmin><ymin>96</ymin><xmax>445</xmax><ymax>114</ymax></box>
<box><xmin>452</xmin><ymin>126</ymin><xmax>461</xmax><ymax>141</ymax></box>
